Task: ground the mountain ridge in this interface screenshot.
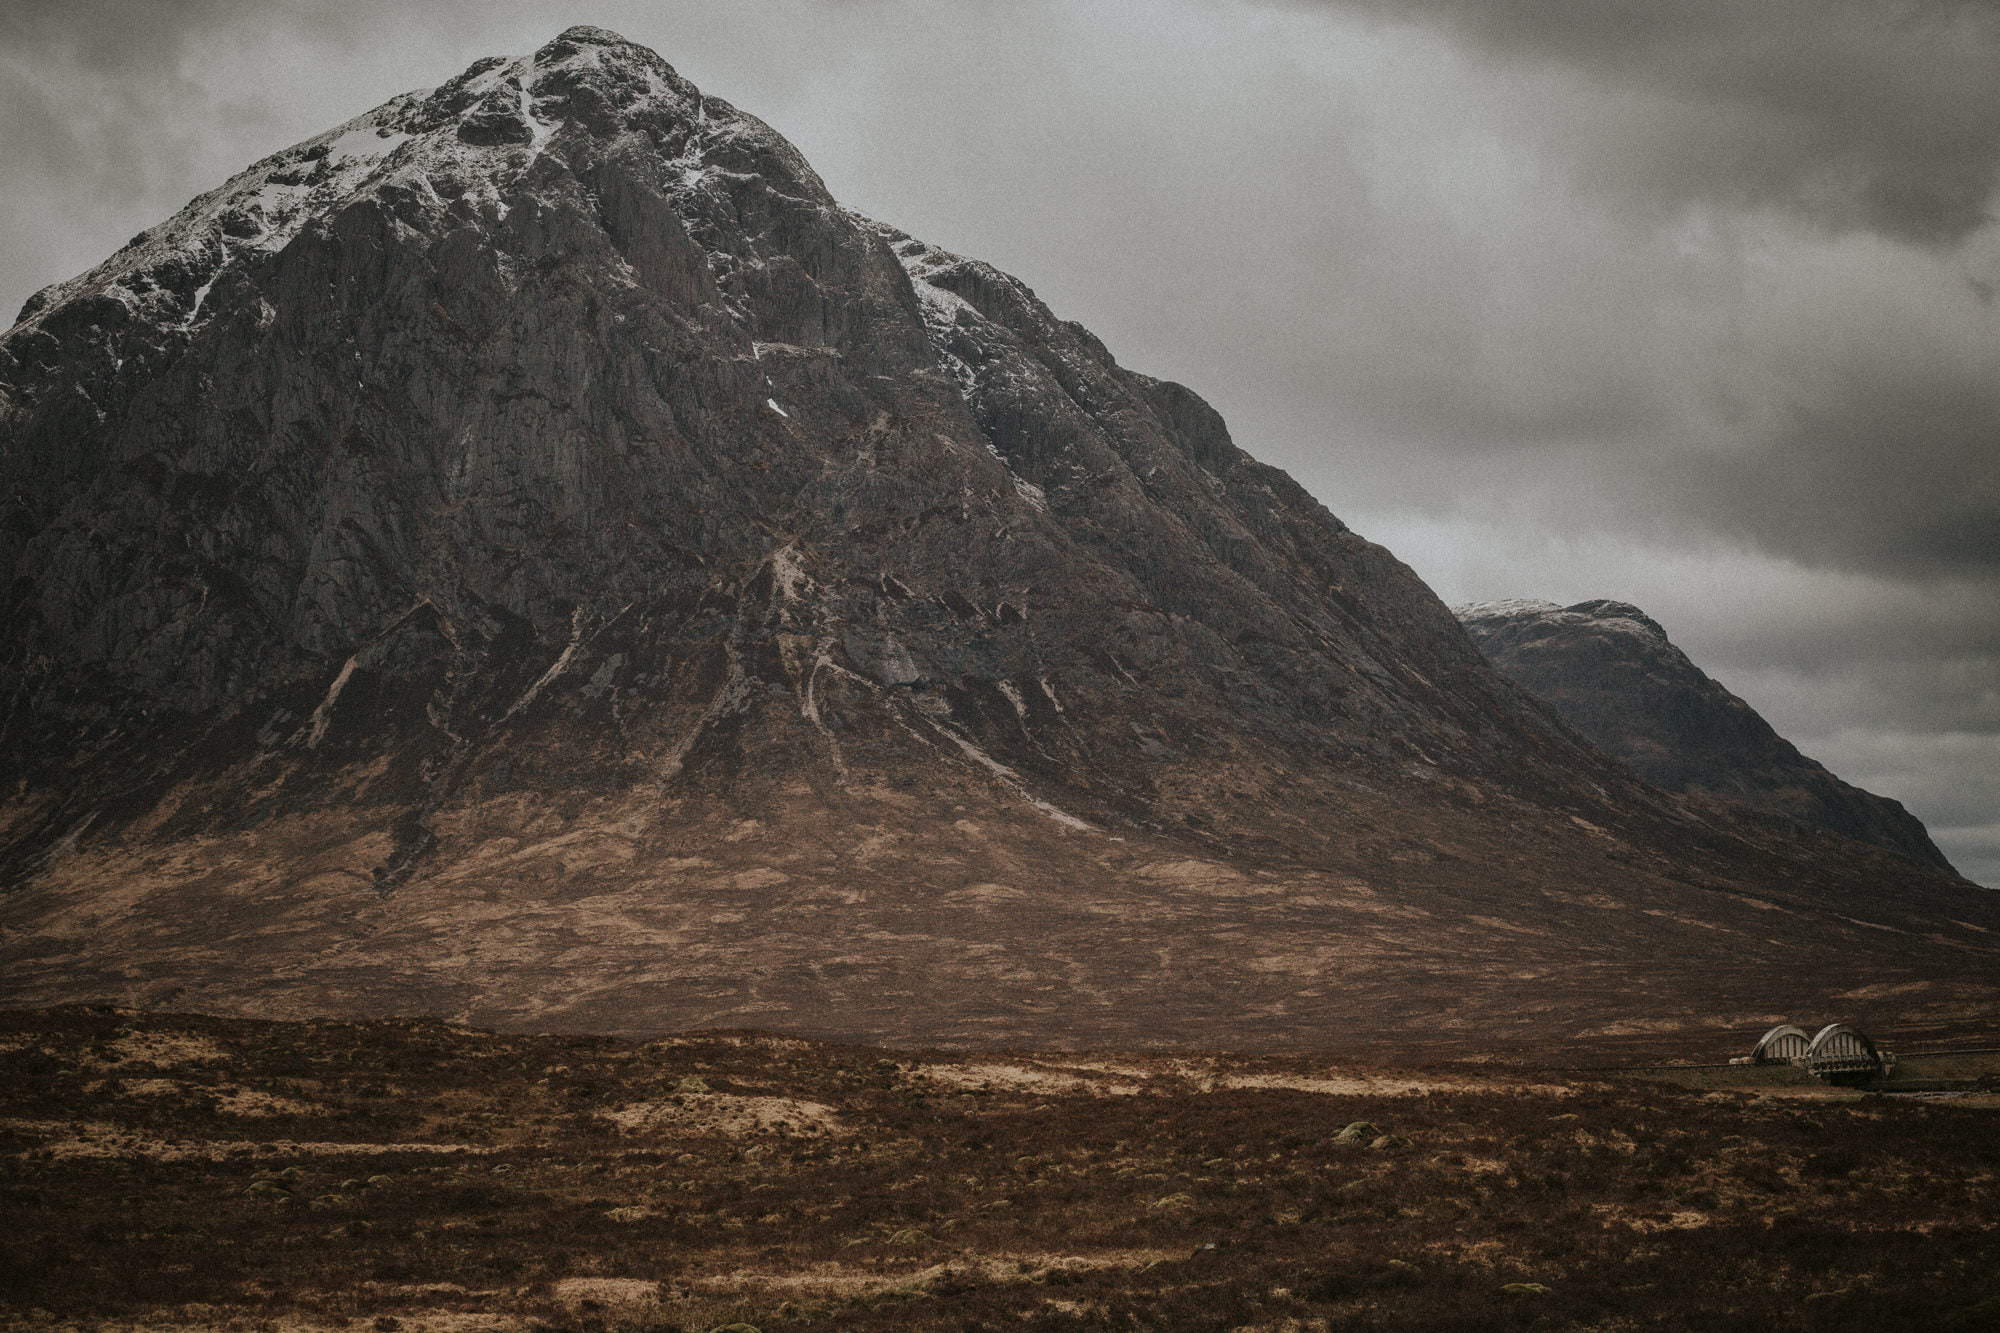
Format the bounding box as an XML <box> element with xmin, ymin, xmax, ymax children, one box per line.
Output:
<box><xmin>1455</xmin><ymin>598</ymin><xmax>1956</xmax><ymax>874</ymax></box>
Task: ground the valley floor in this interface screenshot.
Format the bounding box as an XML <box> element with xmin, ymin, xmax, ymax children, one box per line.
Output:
<box><xmin>3</xmin><ymin>1008</ymin><xmax>1996</xmax><ymax>1331</ymax></box>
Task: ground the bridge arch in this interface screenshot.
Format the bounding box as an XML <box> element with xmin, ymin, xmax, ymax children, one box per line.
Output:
<box><xmin>1804</xmin><ymin>1023</ymin><xmax>1891</xmax><ymax>1081</ymax></box>
<box><xmin>1750</xmin><ymin>1024</ymin><xmax>1812</xmax><ymax>1064</ymax></box>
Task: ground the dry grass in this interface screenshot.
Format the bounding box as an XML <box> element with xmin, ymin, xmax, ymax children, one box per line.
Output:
<box><xmin>1</xmin><ymin>1006</ymin><xmax>1997</xmax><ymax>1331</ymax></box>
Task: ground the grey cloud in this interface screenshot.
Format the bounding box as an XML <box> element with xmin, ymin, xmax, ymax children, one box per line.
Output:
<box><xmin>1290</xmin><ymin>0</ymin><xmax>2000</xmax><ymax>245</ymax></box>
<box><xmin>1665</xmin><ymin>365</ymin><xmax>2000</xmax><ymax>581</ymax></box>
<box><xmin>1</xmin><ymin>0</ymin><xmax>261</xmax><ymax>69</ymax></box>
<box><xmin>0</xmin><ymin>0</ymin><xmax>366</xmax><ymax>322</ymax></box>
<box><xmin>0</xmin><ymin>0</ymin><xmax>378</xmax><ymax>75</ymax></box>
<box><xmin>1714</xmin><ymin>644</ymin><xmax>2000</xmax><ymax>741</ymax></box>
<box><xmin>1930</xmin><ymin>822</ymin><xmax>2000</xmax><ymax>885</ymax></box>
<box><xmin>1802</xmin><ymin>725</ymin><xmax>2000</xmax><ymax>881</ymax></box>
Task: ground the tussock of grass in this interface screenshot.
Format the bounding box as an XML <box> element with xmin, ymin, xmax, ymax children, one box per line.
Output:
<box><xmin>1</xmin><ymin>1006</ymin><xmax>1996</xmax><ymax>1331</ymax></box>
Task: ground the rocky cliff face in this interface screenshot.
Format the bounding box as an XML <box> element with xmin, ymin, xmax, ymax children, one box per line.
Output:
<box><xmin>1456</xmin><ymin>599</ymin><xmax>1956</xmax><ymax>873</ymax></box>
<box><xmin>2</xmin><ymin>29</ymin><xmax>1993</xmax><ymax>1049</ymax></box>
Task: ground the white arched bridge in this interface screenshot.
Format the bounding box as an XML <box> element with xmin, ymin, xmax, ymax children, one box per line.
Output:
<box><xmin>1742</xmin><ymin>1022</ymin><xmax>1895</xmax><ymax>1082</ymax></box>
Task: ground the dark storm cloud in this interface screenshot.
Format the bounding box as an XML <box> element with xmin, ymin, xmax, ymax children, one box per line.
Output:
<box><xmin>1246</xmin><ymin>0</ymin><xmax>2000</xmax><ymax>611</ymax></box>
<box><xmin>1295</xmin><ymin>0</ymin><xmax>2000</xmax><ymax>245</ymax></box>
<box><xmin>1682</xmin><ymin>365</ymin><xmax>2000</xmax><ymax>580</ymax></box>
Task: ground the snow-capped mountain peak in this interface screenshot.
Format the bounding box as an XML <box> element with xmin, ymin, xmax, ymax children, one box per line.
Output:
<box><xmin>7</xmin><ymin>28</ymin><xmax>722</xmax><ymax>344</ymax></box>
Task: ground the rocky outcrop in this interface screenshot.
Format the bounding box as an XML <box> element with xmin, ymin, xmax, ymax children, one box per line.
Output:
<box><xmin>1456</xmin><ymin>599</ymin><xmax>1956</xmax><ymax>873</ymax></box>
<box><xmin>0</xmin><ymin>30</ymin><xmax>1992</xmax><ymax>1047</ymax></box>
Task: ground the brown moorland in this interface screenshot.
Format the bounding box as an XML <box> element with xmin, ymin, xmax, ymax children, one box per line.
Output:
<box><xmin>4</xmin><ymin>1007</ymin><xmax>1997</xmax><ymax>1332</ymax></box>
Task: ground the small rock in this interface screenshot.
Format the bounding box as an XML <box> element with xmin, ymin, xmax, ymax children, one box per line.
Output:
<box><xmin>1332</xmin><ymin>1120</ymin><xmax>1382</xmax><ymax>1144</ymax></box>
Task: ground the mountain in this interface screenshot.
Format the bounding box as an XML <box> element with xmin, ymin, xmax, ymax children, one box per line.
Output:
<box><xmin>2</xmin><ymin>28</ymin><xmax>1994</xmax><ymax>1051</ymax></box>
<box><xmin>1455</xmin><ymin>599</ymin><xmax>1956</xmax><ymax>873</ymax></box>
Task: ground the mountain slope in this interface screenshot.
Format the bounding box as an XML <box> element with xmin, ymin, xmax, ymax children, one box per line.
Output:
<box><xmin>1455</xmin><ymin>599</ymin><xmax>1956</xmax><ymax>873</ymax></box>
<box><xmin>2</xmin><ymin>29</ymin><xmax>1993</xmax><ymax>1049</ymax></box>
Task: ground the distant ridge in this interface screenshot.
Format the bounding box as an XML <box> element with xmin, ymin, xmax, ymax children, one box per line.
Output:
<box><xmin>1456</xmin><ymin>598</ymin><xmax>1956</xmax><ymax>873</ymax></box>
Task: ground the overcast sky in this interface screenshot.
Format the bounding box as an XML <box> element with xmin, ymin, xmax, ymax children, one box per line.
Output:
<box><xmin>4</xmin><ymin>0</ymin><xmax>1996</xmax><ymax>884</ymax></box>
